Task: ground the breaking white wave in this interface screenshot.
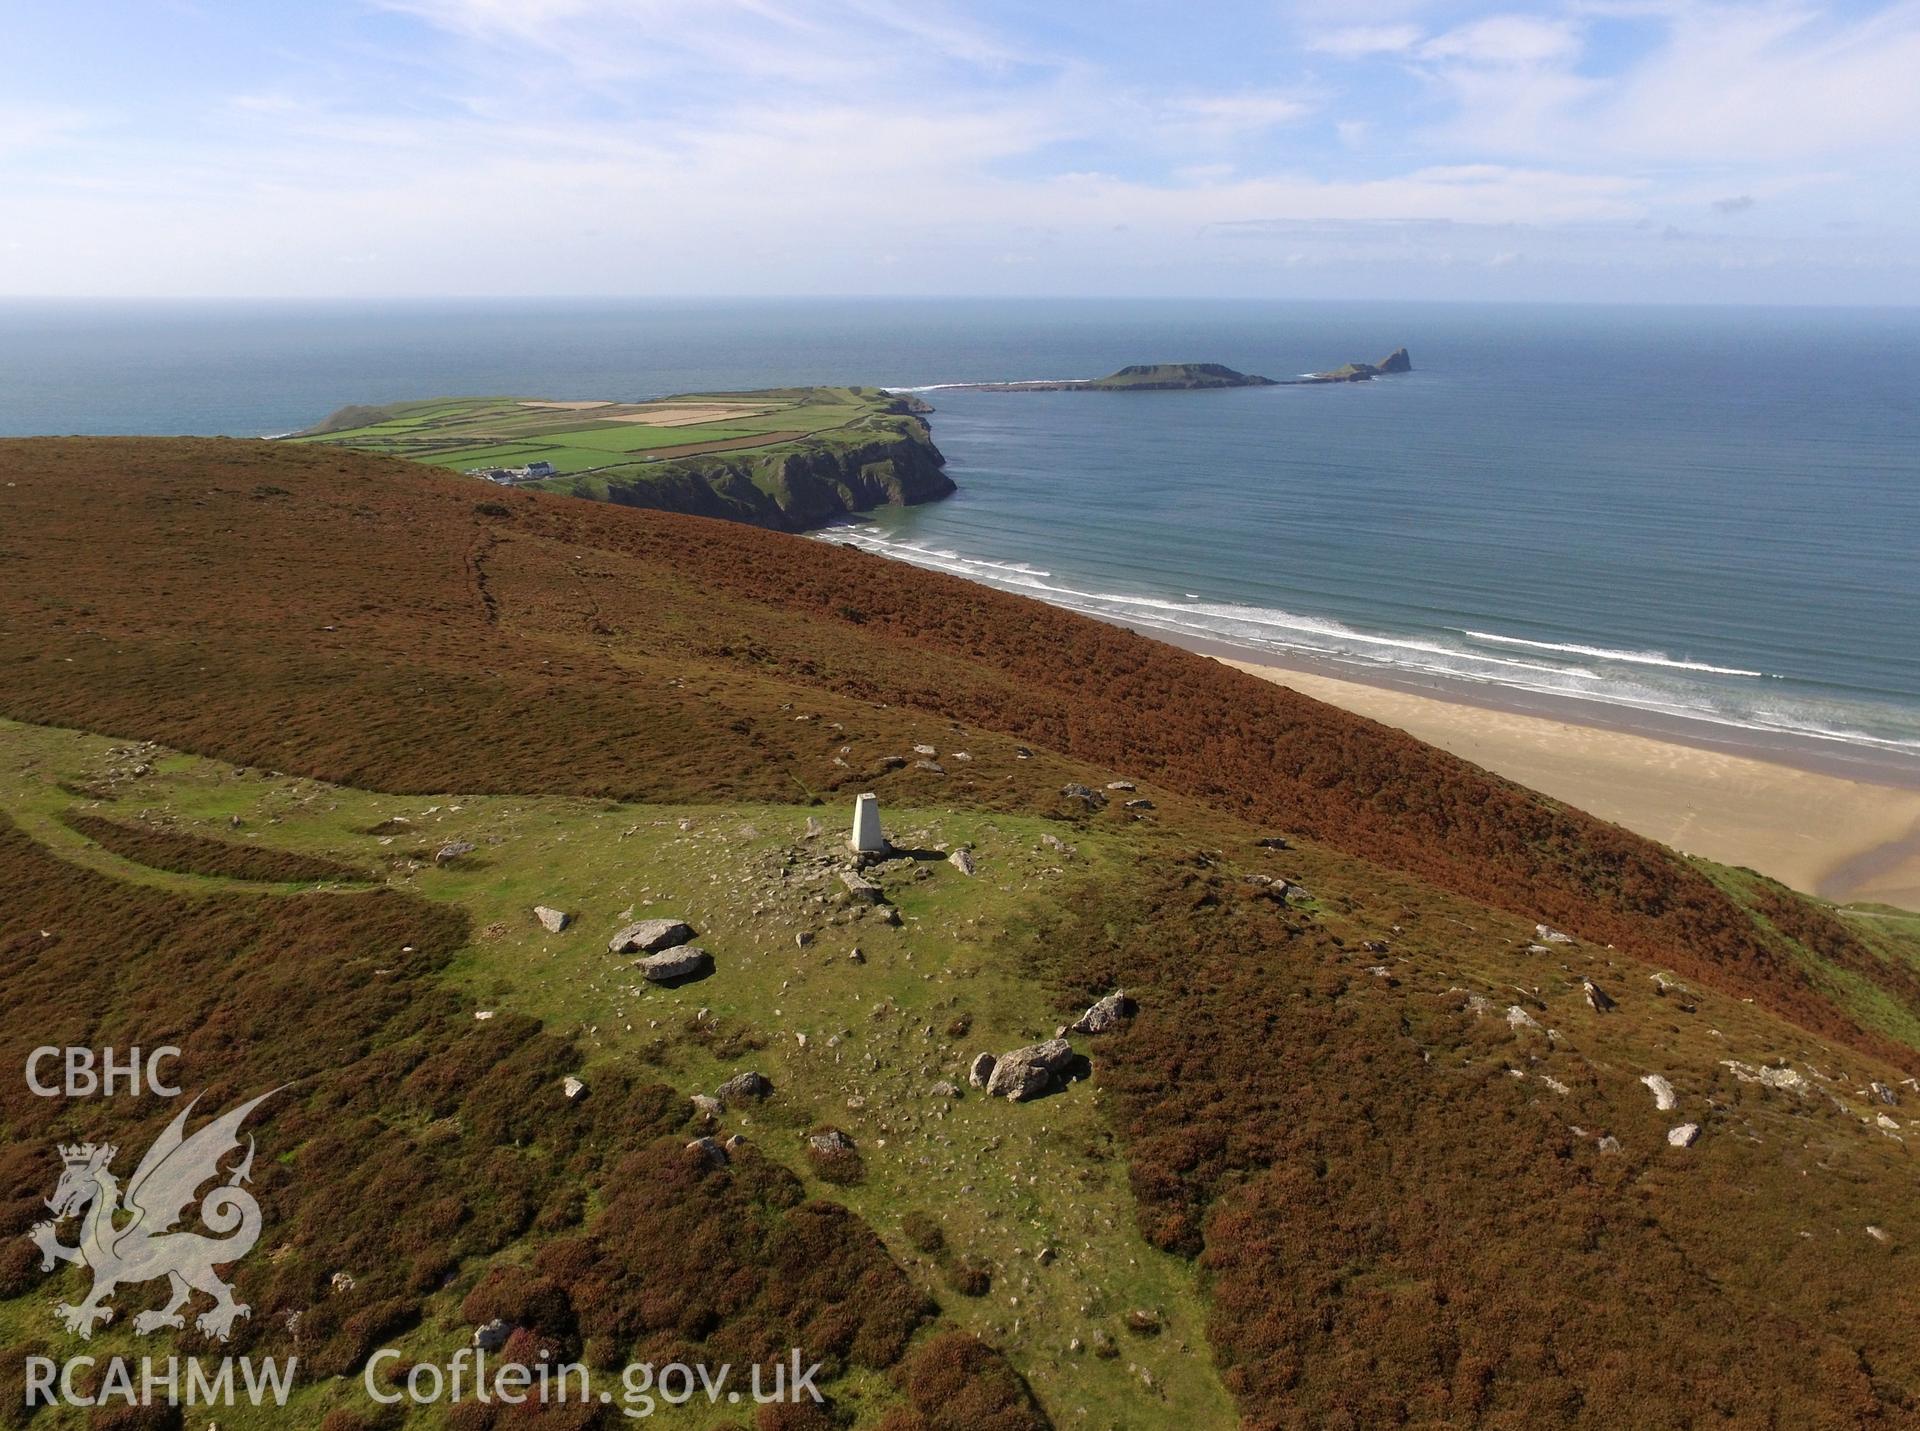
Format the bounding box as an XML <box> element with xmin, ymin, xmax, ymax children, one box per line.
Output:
<box><xmin>819</xmin><ymin>524</ymin><xmax>1920</xmax><ymax>763</ymax></box>
<box><xmin>1459</xmin><ymin>630</ymin><xmax>1768</xmax><ymax>678</ymax></box>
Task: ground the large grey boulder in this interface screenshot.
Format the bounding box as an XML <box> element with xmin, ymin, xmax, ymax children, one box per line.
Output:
<box><xmin>986</xmin><ymin>1038</ymin><xmax>1075</xmax><ymax>1102</ymax></box>
<box><xmin>638</xmin><ymin>946</ymin><xmax>711</xmax><ymax>983</ymax></box>
<box><xmin>533</xmin><ymin>905</ymin><xmax>571</xmax><ymax>934</ymax></box>
<box><xmin>715</xmin><ymin>1070</ymin><xmax>772</xmax><ymax>1104</ymax></box>
<box><xmin>968</xmin><ymin>1052</ymin><xmax>997</xmax><ymax>1089</ymax></box>
<box><xmin>1068</xmin><ymin>990</ymin><xmax>1136</xmax><ymax>1037</ymax></box>
<box><xmin>473</xmin><ymin>1318</ymin><xmax>512</xmax><ymax>1351</ymax></box>
<box><xmin>948</xmin><ymin>848</ymin><xmax>977</xmax><ymax>876</ymax></box>
<box><xmin>609</xmin><ymin>918</ymin><xmax>695</xmax><ymax>955</ymax></box>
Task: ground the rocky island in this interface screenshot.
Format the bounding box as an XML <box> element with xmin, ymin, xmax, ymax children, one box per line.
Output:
<box><xmin>947</xmin><ymin>349</ymin><xmax>1412</xmax><ymax>392</ymax></box>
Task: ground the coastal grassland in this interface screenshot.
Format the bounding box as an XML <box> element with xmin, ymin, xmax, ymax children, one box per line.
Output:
<box><xmin>0</xmin><ymin>717</ymin><xmax>1221</xmax><ymax>1429</ymax></box>
<box><xmin>5</xmin><ymin>439</ymin><xmax>1920</xmax><ymax>1425</ymax></box>
<box><xmin>289</xmin><ymin>388</ymin><xmax>893</xmax><ymax>474</ymax></box>
<box><xmin>0</xmin><ymin>724</ymin><xmax>1067</xmax><ymax>1430</ymax></box>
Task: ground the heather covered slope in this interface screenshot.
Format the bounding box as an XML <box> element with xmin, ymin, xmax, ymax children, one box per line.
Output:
<box><xmin>1</xmin><ymin>438</ymin><xmax>1912</xmax><ymax>1070</ymax></box>
<box><xmin>3</xmin><ymin>437</ymin><xmax>1920</xmax><ymax>1426</ymax></box>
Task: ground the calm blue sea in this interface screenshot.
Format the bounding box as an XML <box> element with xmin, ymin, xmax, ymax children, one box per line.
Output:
<box><xmin>3</xmin><ymin>298</ymin><xmax>1916</xmax><ymax>774</ymax></box>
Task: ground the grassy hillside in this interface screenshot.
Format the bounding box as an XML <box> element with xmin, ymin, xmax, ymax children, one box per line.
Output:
<box><xmin>1</xmin><ymin>437</ymin><xmax>1917</xmax><ymax>1427</ymax></box>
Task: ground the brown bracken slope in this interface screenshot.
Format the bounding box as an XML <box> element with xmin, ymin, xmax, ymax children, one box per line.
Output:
<box><xmin>0</xmin><ymin>437</ymin><xmax>1910</xmax><ymax>1072</ymax></box>
<box><xmin>5</xmin><ymin>438</ymin><xmax>1920</xmax><ymax>1429</ymax></box>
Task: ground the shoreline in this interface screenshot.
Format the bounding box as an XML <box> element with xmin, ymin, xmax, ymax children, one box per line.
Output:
<box><xmin>1113</xmin><ymin>623</ymin><xmax>1920</xmax><ymax>911</ymax></box>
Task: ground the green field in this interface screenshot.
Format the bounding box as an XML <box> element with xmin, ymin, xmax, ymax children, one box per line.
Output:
<box><xmin>289</xmin><ymin>388</ymin><xmax>901</xmax><ymax>482</ymax></box>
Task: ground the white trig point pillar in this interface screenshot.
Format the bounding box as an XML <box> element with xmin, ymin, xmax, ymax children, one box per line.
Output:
<box><xmin>850</xmin><ymin>792</ymin><xmax>886</xmax><ymax>854</ymax></box>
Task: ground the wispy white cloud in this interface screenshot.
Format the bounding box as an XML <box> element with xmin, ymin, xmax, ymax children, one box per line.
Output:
<box><xmin>2</xmin><ymin>0</ymin><xmax>1917</xmax><ymax>299</ymax></box>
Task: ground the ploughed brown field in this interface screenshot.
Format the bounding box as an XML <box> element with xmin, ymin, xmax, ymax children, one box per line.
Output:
<box><xmin>2</xmin><ymin>436</ymin><xmax>1918</xmax><ymax>1429</ymax></box>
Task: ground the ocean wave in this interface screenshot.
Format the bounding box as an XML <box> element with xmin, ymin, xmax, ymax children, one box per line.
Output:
<box><xmin>1459</xmin><ymin>630</ymin><xmax>1768</xmax><ymax>678</ymax></box>
<box><xmin>820</xmin><ymin>526</ymin><xmax>1920</xmax><ymax>760</ymax></box>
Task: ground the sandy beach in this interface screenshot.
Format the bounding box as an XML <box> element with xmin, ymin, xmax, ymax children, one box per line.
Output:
<box><xmin>1219</xmin><ymin>657</ymin><xmax>1920</xmax><ymax>912</ymax></box>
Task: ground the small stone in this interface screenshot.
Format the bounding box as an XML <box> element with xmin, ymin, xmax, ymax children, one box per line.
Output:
<box><xmin>1506</xmin><ymin>1005</ymin><xmax>1542</xmax><ymax>1031</ymax></box>
<box><xmin>329</xmin><ymin>1271</ymin><xmax>355</xmax><ymax>1296</ymax></box>
<box><xmin>533</xmin><ymin>905</ymin><xmax>570</xmax><ymax>934</ymax></box>
<box><xmin>690</xmin><ymin>1093</ymin><xmax>723</xmax><ymax>1121</ymax></box>
<box><xmin>562</xmin><ymin>1076</ymin><xmax>587</xmax><ymax>1100</ymax></box>
<box><xmin>930</xmin><ymin>1081</ymin><xmax>962</xmax><ymax>1099</ymax></box>
<box><xmin>1105</xmin><ymin>781</ymin><xmax>1135</xmax><ymax>792</ymax></box>
<box><xmin>1866</xmin><ymin>1225</ymin><xmax>1891</xmax><ymax>1244</ymax></box>
<box><xmin>434</xmin><ymin>840</ymin><xmax>476</xmax><ymax>866</ymax></box>
<box><xmin>1667</xmin><ymin>1123</ymin><xmax>1700</xmax><ymax>1147</ymax></box>
<box><xmin>948</xmin><ymin>848</ymin><xmax>977</xmax><ymax>876</ymax></box>
<box><xmin>1597</xmin><ymin>1134</ymin><xmax>1622</xmax><ymax>1154</ymax></box>
<box><xmin>808</xmin><ymin>1128</ymin><xmax>855</xmax><ymax>1155</ymax></box>
<box><xmin>1641</xmin><ymin>1074</ymin><xmax>1677</xmax><ymax>1111</ymax></box>
<box><xmin>1870</xmin><ymin>1081</ymin><xmax>1900</xmax><ymax>1106</ymax></box>
<box><xmin>1536</xmin><ymin>924</ymin><xmax>1575</xmax><ymax>944</ymax></box>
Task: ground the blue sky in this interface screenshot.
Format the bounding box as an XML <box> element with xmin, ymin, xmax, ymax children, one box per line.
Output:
<box><xmin>4</xmin><ymin>0</ymin><xmax>1917</xmax><ymax>302</ymax></box>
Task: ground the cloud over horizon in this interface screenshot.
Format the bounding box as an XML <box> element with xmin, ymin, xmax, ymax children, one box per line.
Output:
<box><xmin>1</xmin><ymin>0</ymin><xmax>1916</xmax><ymax>302</ymax></box>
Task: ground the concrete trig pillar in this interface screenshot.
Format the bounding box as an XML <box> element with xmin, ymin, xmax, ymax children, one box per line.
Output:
<box><xmin>849</xmin><ymin>792</ymin><xmax>886</xmax><ymax>854</ymax></box>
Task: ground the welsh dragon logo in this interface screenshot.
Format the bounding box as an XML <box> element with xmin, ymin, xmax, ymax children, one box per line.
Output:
<box><xmin>27</xmin><ymin>1089</ymin><xmax>279</xmax><ymax>1341</ymax></box>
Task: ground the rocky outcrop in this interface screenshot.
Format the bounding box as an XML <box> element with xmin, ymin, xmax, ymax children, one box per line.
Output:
<box><xmin>1068</xmin><ymin>990</ymin><xmax>1136</xmax><ymax>1036</ymax></box>
<box><xmin>584</xmin><ymin>407</ymin><xmax>952</xmax><ymax>534</ymax></box>
<box><xmin>1279</xmin><ymin>349</ymin><xmax>1415</xmax><ymax>385</ymax></box>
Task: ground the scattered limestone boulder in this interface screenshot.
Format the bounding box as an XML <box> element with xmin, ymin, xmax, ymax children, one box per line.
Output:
<box><xmin>685</xmin><ymin>1136</ymin><xmax>729</xmax><ymax>1168</ymax></box>
<box><xmin>638</xmin><ymin>946</ymin><xmax>712</xmax><ymax>983</ymax></box>
<box><xmin>968</xmin><ymin>1052</ymin><xmax>998</xmax><ymax>1089</ymax></box>
<box><xmin>1867</xmin><ymin>1225</ymin><xmax>1891</xmax><ymax>1244</ymax></box>
<box><xmin>1068</xmin><ymin>990</ymin><xmax>1136</xmax><ymax>1037</ymax></box>
<box><xmin>330</xmin><ymin>1271</ymin><xmax>355</xmax><ymax>1296</ymax></box>
<box><xmin>986</xmin><ymin>1038</ymin><xmax>1075</xmax><ymax>1102</ymax></box>
<box><xmin>930</xmin><ymin>1080</ymin><xmax>962</xmax><ymax>1100</ymax></box>
<box><xmin>839</xmin><ymin>869</ymin><xmax>884</xmax><ymax>902</ymax></box>
<box><xmin>715</xmin><ymin>1070</ymin><xmax>772</xmax><ymax>1104</ymax></box>
<box><xmin>435</xmin><ymin>840</ymin><xmax>477</xmax><ymax>866</ymax></box>
<box><xmin>533</xmin><ymin>905</ymin><xmax>571</xmax><ymax>934</ymax></box>
<box><xmin>1668</xmin><ymin>1123</ymin><xmax>1701</xmax><ymax>1148</ymax></box>
<box><xmin>808</xmin><ymin>1128</ymin><xmax>855</xmax><ymax>1155</ymax></box>
<box><xmin>609</xmin><ymin>918</ymin><xmax>695</xmax><ymax>955</ymax></box>
<box><xmin>1641</xmin><ymin>1074</ymin><xmax>1677</xmax><ymax>1111</ymax></box>
<box><xmin>1060</xmin><ymin>783</ymin><xmax>1107</xmax><ymax>809</ymax></box>
<box><xmin>1583</xmin><ymin>979</ymin><xmax>1616</xmax><ymax>1013</ymax></box>
<box><xmin>1506</xmin><ymin>1005</ymin><xmax>1542</xmax><ymax>1031</ymax></box>
<box><xmin>1721</xmin><ymin>1060</ymin><xmax>1810</xmax><ymax>1094</ymax></box>
<box><xmin>1536</xmin><ymin>923</ymin><xmax>1574</xmax><ymax>944</ymax></box>
<box><xmin>948</xmin><ymin>848</ymin><xmax>977</xmax><ymax>876</ymax></box>
<box><xmin>690</xmin><ymin>1093</ymin><xmax>723</xmax><ymax>1122</ymax></box>
<box><xmin>1871</xmin><ymin>1081</ymin><xmax>1900</xmax><ymax>1106</ymax></box>
<box><xmin>562</xmin><ymin>1076</ymin><xmax>586</xmax><ymax>1101</ymax></box>
<box><xmin>473</xmin><ymin>1318</ymin><xmax>512</xmax><ymax>1351</ymax></box>
<box><xmin>1106</xmin><ymin>781</ymin><xmax>1136</xmax><ymax>792</ymax></box>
